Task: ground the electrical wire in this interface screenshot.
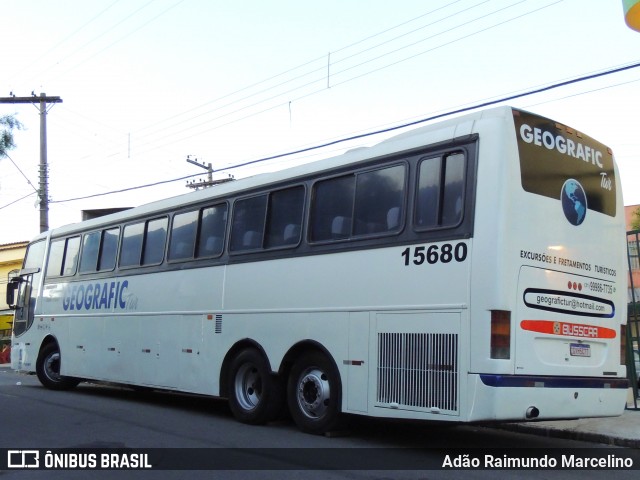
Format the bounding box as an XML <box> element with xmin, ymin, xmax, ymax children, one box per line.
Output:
<box><xmin>62</xmin><ymin>0</ymin><xmax>187</xmax><ymax>76</ymax></box>
<box><xmin>1</xmin><ymin>152</ymin><xmax>38</xmax><ymax>194</ymax></box>
<box><xmin>232</xmin><ymin>60</ymin><xmax>640</xmax><ymax>171</ymax></box>
<box><xmin>25</xmin><ymin>0</ymin><xmax>555</xmax><ymax>163</ymax></box>
<box><xmin>30</xmin><ymin>0</ymin><xmax>157</xmax><ymax>81</ymax></box>
<box><xmin>127</xmin><ymin>0</ymin><xmax>470</xmax><ymax>138</ymax></box>
<box><xmin>127</xmin><ymin>1</ymin><xmax>560</xmax><ymax>157</ymax></box>
<box><xmin>54</xmin><ymin>0</ymin><xmax>505</xmax><ymax>152</ymax></box>
<box><xmin>7</xmin><ymin>0</ymin><xmax>123</xmax><ymax>87</ymax></box>
<box><xmin>50</xmin><ymin>172</ymin><xmax>203</xmax><ymax>203</ymax></box>
<box><xmin>0</xmin><ymin>192</ymin><xmax>37</xmax><ymax>211</ymax></box>
<box><xmin>47</xmin><ymin>59</ymin><xmax>640</xmax><ymax>205</ymax></box>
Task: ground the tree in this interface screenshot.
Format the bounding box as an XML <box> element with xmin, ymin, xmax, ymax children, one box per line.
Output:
<box><xmin>631</xmin><ymin>206</ymin><xmax>640</xmax><ymax>231</ymax></box>
<box><xmin>0</xmin><ymin>114</ymin><xmax>23</xmax><ymax>157</ymax></box>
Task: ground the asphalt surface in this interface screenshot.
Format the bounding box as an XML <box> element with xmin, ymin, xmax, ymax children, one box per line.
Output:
<box><xmin>2</xmin><ymin>363</ymin><xmax>638</xmax><ymax>448</ymax></box>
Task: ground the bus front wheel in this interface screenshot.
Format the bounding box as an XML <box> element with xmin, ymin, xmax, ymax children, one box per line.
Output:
<box><xmin>228</xmin><ymin>348</ymin><xmax>283</xmax><ymax>425</ymax></box>
<box><xmin>36</xmin><ymin>342</ymin><xmax>80</xmax><ymax>390</ymax></box>
<box><xmin>287</xmin><ymin>351</ymin><xmax>343</xmax><ymax>434</ymax></box>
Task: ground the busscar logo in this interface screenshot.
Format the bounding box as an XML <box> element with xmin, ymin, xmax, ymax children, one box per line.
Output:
<box><xmin>8</xmin><ymin>450</ymin><xmax>39</xmax><ymax>468</ymax></box>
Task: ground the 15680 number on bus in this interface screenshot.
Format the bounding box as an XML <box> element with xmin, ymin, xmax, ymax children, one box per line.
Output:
<box><xmin>401</xmin><ymin>243</ymin><xmax>468</xmax><ymax>266</ymax></box>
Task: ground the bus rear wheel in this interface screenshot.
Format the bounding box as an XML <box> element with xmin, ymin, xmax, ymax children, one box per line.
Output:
<box><xmin>36</xmin><ymin>342</ymin><xmax>80</xmax><ymax>390</ymax></box>
<box><xmin>228</xmin><ymin>348</ymin><xmax>283</xmax><ymax>425</ymax></box>
<box><xmin>287</xmin><ymin>351</ymin><xmax>343</xmax><ymax>434</ymax></box>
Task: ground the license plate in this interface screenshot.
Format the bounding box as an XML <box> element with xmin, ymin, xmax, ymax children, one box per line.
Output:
<box><xmin>570</xmin><ymin>343</ymin><xmax>590</xmax><ymax>357</ymax></box>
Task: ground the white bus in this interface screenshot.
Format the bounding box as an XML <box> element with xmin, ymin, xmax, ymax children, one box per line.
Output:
<box><xmin>7</xmin><ymin>106</ymin><xmax>629</xmax><ymax>434</ymax></box>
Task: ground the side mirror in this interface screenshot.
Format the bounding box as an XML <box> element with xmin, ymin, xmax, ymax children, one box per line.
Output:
<box><xmin>6</xmin><ymin>277</ymin><xmax>23</xmax><ymax>310</ymax></box>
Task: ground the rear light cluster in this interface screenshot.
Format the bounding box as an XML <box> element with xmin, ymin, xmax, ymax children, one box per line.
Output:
<box><xmin>621</xmin><ymin>325</ymin><xmax>627</xmax><ymax>365</ymax></box>
<box><xmin>490</xmin><ymin>310</ymin><xmax>511</xmax><ymax>359</ymax></box>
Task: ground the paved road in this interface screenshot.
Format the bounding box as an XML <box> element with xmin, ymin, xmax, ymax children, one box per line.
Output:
<box><xmin>1</xmin><ymin>369</ymin><xmax>638</xmax><ymax>480</ymax></box>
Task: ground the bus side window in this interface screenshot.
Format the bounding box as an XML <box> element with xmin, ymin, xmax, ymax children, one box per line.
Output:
<box><xmin>120</xmin><ymin>217</ymin><xmax>167</xmax><ymax>267</ymax></box>
<box><xmin>62</xmin><ymin>237</ymin><xmax>81</xmax><ymax>276</ymax></box>
<box><xmin>311</xmin><ymin>164</ymin><xmax>405</xmax><ymax>242</ymax></box>
<box><xmin>79</xmin><ymin>231</ymin><xmax>101</xmax><ymax>273</ymax></box>
<box><xmin>46</xmin><ymin>239</ymin><xmax>66</xmax><ymax>277</ymax></box>
<box><xmin>230</xmin><ymin>196</ymin><xmax>267</xmax><ymax>252</ymax></box>
<box><xmin>441</xmin><ymin>153</ymin><xmax>465</xmax><ymax>226</ymax></box>
<box><xmin>197</xmin><ymin>204</ymin><xmax>227</xmax><ymax>257</ymax></box>
<box><xmin>265</xmin><ymin>186</ymin><xmax>304</xmax><ymax>248</ymax></box>
<box><xmin>416</xmin><ymin>153</ymin><xmax>465</xmax><ymax>229</ymax></box>
<box><xmin>142</xmin><ymin>217</ymin><xmax>168</xmax><ymax>265</ymax></box>
<box><xmin>120</xmin><ymin>222</ymin><xmax>144</xmax><ymax>267</ymax></box>
<box><xmin>310</xmin><ymin>175</ymin><xmax>355</xmax><ymax>242</ymax></box>
<box><xmin>169</xmin><ymin>210</ymin><xmax>198</xmax><ymax>261</ymax></box>
<box><xmin>47</xmin><ymin>236</ymin><xmax>80</xmax><ymax>277</ymax></box>
<box><xmin>353</xmin><ymin>164</ymin><xmax>405</xmax><ymax>235</ymax></box>
<box><xmin>98</xmin><ymin>227</ymin><xmax>119</xmax><ymax>271</ymax></box>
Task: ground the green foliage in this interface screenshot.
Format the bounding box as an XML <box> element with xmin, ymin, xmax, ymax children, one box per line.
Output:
<box><xmin>0</xmin><ymin>114</ymin><xmax>24</xmax><ymax>157</ymax></box>
<box><xmin>631</xmin><ymin>207</ymin><xmax>640</xmax><ymax>231</ymax></box>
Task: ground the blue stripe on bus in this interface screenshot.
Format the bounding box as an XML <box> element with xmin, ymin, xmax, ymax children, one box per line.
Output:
<box><xmin>479</xmin><ymin>374</ymin><xmax>629</xmax><ymax>389</ymax></box>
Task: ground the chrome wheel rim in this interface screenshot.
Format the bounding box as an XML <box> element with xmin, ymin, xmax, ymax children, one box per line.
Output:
<box><xmin>234</xmin><ymin>363</ymin><xmax>262</xmax><ymax>411</ymax></box>
<box><xmin>296</xmin><ymin>368</ymin><xmax>330</xmax><ymax>419</ymax></box>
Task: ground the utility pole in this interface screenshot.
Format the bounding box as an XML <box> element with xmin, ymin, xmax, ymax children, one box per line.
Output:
<box><xmin>185</xmin><ymin>155</ymin><xmax>234</xmax><ymax>190</ymax></box>
<box><xmin>0</xmin><ymin>92</ymin><xmax>62</xmax><ymax>233</ymax></box>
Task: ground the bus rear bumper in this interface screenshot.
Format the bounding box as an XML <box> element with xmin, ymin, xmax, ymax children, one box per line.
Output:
<box><xmin>467</xmin><ymin>374</ymin><xmax>629</xmax><ymax>422</ymax></box>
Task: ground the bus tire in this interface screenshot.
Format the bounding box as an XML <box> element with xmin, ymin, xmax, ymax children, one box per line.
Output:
<box><xmin>228</xmin><ymin>348</ymin><xmax>283</xmax><ymax>425</ymax></box>
<box><xmin>287</xmin><ymin>351</ymin><xmax>343</xmax><ymax>434</ymax></box>
<box><xmin>36</xmin><ymin>342</ymin><xmax>80</xmax><ymax>391</ymax></box>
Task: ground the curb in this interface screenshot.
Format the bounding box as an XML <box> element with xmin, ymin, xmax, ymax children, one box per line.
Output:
<box><xmin>495</xmin><ymin>422</ymin><xmax>640</xmax><ymax>449</ymax></box>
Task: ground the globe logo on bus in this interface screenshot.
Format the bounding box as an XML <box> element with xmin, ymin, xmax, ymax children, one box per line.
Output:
<box><xmin>561</xmin><ymin>179</ymin><xmax>587</xmax><ymax>226</ymax></box>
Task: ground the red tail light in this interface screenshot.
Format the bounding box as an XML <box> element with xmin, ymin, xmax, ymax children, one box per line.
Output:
<box><xmin>491</xmin><ymin>310</ymin><xmax>511</xmax><ymax>359</ymax></box>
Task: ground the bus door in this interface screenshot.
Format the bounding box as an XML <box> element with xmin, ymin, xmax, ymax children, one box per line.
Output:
<box><xmin>8</xmin><ymin>239</ymin><xmax>46</xmax><ymax>368</ymax></box>
<box><xmin>7</xmin><ymin>268</ymin><xmax>40</xmax><ymax>337</ymax></box>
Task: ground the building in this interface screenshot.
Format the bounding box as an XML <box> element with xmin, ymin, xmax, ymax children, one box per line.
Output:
<box><xmin>626</xmin><ymin>205</ymin><xmax>640</xmax><ymax>301</ymax></box>
<box><xmin>625</xmin><ymin>206</ymin><xmax>640</xmax><ymax>382</ymax></box>
<box><xmin>0</xmin><ymin>242</ymin><xmax>28</xmax><ymax>362</ymax></box>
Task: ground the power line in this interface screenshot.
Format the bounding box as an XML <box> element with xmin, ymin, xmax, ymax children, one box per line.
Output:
<box><xmin>329</xmin><ymin>0</ymin><xmax>551</xmax><ymax>85</ymax></box>
<box><xmin>50</xmin><ymin>172</ymin><xmax>203</xmax><ymax>204</ymax></box>
<box><xmin>107</xmin><ymin>1</ymin><xmax>501</xmax><ymax>147</ymax></box>
<box><xmin>0</xmin><ymin>192</ymin><xmax>37</xmax><ymax>211</ymax></box>
<box><xmin>35</xmin><ymin>0</ymin><xmax>556</xmax><ymax>164</ymax></box>
<box><xmin>7</xmin><ymin>0</ymin><xmax>123</xmax><ymax>87</ymax></box>
<box><xmin>226</xmin><ymin>60</ymin><xmax>640</xmax><ymax>172</ymax></box>
<box><xmin>121</xmin><ymin>0</ymin><xmax>563</xmax><ymax>157</ymax></box>
<box><xmin>60</xmin><ymin>0</ymin><xmax>187</xmax><ymax>76</ymax></box>
<box><xmin>131</xmin><ymin>0</ymin><xmax>469</xmax><ymax>138</ymax></box>
<box><xmin>15</xmin><ymin>0</ymin><xmax>184</xmax><ymax>90</ymax></box>
<box><xmin>47</xmin><ymin>59</ymin><xmax>640</xmax><ymax>205</ymax></box>
<box><xmin>9</xmin><ymin>0</ymin><xmax>559</xmax><ymax>166</ymax></box>
<box><xmin>329</xmin><ymin>0</ymin><xmax>493</xmax><ymax>71</ymax></box>
<box><xmin>0</xmin><ymin>152</ymin><xmax>38</xmax><ymax>194</ymax></box>
<box><xmin>29</xmin><ymin>0</ymin><xmax>157</xmax><ymax>82</ymax></box>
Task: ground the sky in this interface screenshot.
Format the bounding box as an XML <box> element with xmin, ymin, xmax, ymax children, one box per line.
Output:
<box><xmin>1</xmin><ymin>0</ymin><xmax>640</xmax><ymax>245</ymax></box>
